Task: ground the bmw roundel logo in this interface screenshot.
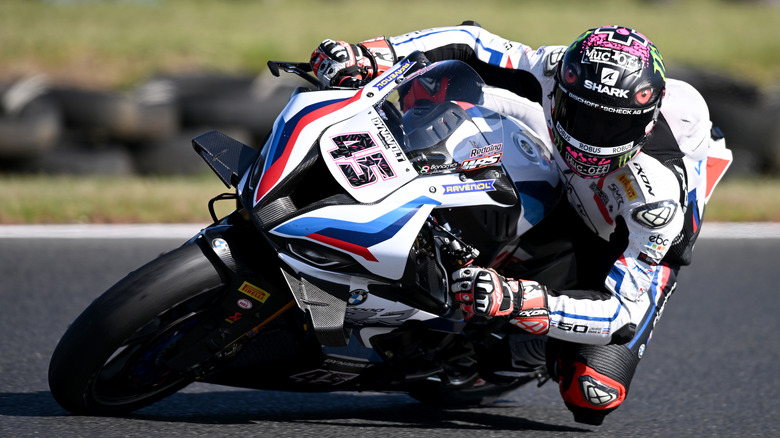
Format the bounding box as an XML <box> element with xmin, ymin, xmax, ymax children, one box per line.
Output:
<box><xmin>638</xmin><ymin>343</ymin><xmax>646</xmax><ymax>359</ymax></box>
<box><xmin>348</xmin><ymin>290</ymin><xmax>368</xmax><ymax>306</ymax></box>
<box><xmin>212</xmin><ymin>238</ymin><xmax>229</xmax><ymax>253</ymax></box>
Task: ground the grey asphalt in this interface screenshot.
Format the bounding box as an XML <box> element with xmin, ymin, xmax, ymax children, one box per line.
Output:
<box><xmin>1</xmin><ymin>234</ymin><xmax>778</xmax><ymax>437</ymax></box>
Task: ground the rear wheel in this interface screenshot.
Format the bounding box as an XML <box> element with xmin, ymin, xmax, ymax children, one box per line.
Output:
<box><xmin>48</xmin><ymin>240</ymin><xmax>225</xmax><ymax>415</ymax></box>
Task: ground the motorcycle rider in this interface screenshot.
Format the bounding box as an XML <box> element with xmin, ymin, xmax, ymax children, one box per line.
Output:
<box><xmin>309</xmin><ymin>23</ymin><xmax>731</xmax><ymax>425</ymax></box>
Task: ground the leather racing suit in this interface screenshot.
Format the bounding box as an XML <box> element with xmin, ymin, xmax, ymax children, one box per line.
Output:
<box><xmin>363</xmin><ymin>23</ymin><xmax>733</xmax><ymax>424</ymax></box>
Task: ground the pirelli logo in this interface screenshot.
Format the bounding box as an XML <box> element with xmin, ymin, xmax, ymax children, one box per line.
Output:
<box><xmin>238</xmin><ymin>281</ymin><xmax>270</xmax><ymax>303</ymax></box>
<box><xmin>617</xmin><ymin>173</ymin><xmax>638</xmax><ymax>201</ymax></box>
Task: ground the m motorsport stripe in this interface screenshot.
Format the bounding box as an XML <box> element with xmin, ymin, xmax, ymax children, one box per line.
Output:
<box><xmin>255</xmin><ymin>89</ymin><xmax>364</xmax><ymax>204</ymax></box>
<box><xmin>274</xmin><ymin>196</ymin><xmax>441</xmax><ymax>262</ymax></box>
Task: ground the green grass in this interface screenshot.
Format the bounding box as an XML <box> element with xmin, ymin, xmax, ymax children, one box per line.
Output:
<box><xmin>0</xmin><ymin>174</ymin><xmax>234</xmax><ymax>224</ymax></box>
<box><xmin>700</xmin><ymin>177</ymin><xmax>780</xmax><ymax>222</ymax></box>
<box><xmin>0</xmin><ymin>0</ymin><xmax>776</xmax><ymax>224</ymax></box>
<box><xmin>0</xmin><ymin>174</ymin><xmax>774</xmax><ymax>224</ymax></box>
<box><xmin>1</xmin><ymin>0</ymin><xmax>779</xmax><ymax>89</ymax></box>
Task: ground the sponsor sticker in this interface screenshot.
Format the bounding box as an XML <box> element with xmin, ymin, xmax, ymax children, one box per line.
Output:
<box><xmin>583</xmin><ymin>46</ymin><xmax>643</xmax><ymax>72</ymax></box>
<box><xmin>225</xmin><ymin>312</ymin><xmax>242</xmax><ymax>324</ymax></box>
<box><xmin>418</xmin><ymin>162</ymin><xmax>460</xmax><ymax>174</ymax></box>
<box><xmin>469</xmin><ymin>143</ymin><xmax>503</xmax><ymax>158</ymax></box>
<box><xmin>647</xmin><ymin>234</ymin><xmax>669</xmax><ymax>251</ymax></box>
<box><xmin>374</xmin><ymin>58</ymin><xmax>414</xmax><ymax>91</ymax></box>
<box><xmin>564</xmin><ymin>151</ymin><xmax>610</xmax><ymax>177</ymax></box>
<box><xmin>459</xmin><ymin>153</ymin><xmax>502</xmax><ymax>171</ymax></box>
<box><xmin>371</xmin><ymin>117</ymin><xmax>406</xmax><ymax>163</ymax></box>
<box><xmin>238</xmin><ymin>281</ymin><xmax>270</xmax><ymax>303</ymax></box>
<box><xmin>584</xmin><ymin>80</ymin><xmax>629</xmax><ymax>98</ymax></box>
<box><xmin>617</xmin><ymin>173</ymin><xmax>638</xmax><ymax>201</ymax></box>
<box><xmin>638</xmin><ymin>251</ymin><xmax>660</xmax><ymax>267</ymax></box>
<box><xmin>442</xmin><ymin>180</ymin><xmax>496</xmax><ymax>195</ymax></box>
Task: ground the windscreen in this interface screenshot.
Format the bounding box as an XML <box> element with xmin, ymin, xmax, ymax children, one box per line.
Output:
<box><xmin>374</xmin><ymin>60</ymin><xmax>489</xmax><ymax>172</ymax></box>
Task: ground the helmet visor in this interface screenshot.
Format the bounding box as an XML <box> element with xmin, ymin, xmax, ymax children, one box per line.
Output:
<box><xmin>552</xmin><ymin>85</ymin><xmax>657</xmax><ymax>149</ymax></box>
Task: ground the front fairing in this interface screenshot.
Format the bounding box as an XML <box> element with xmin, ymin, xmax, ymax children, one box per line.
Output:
<box><xmin>241</xmin><ymin>56</ymin><xmax>426</xmax><ymax>211</ymax></box>
<box><xmin>245</xmin><ymin>56</ymin><xmax>556</xmax><ymax>281</ymax></box>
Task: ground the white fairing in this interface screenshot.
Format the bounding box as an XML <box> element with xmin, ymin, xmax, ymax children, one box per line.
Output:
<box><xmin>261</xmin><ymin>58</ymin><xmax>561</xmax><ymax>354</ymax></box>
<box><xmin>271</xmin><ymin>102</ymin><xmax>559</xmax><ymax>279</ymax></box>
<box><xmin>320</xmin><ymin>107</ymin><xmax>417</xmax><ymax>204</ymax></box>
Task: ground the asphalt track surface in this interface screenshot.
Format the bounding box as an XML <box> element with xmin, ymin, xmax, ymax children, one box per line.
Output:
<box><xmin>1</xmin><ymin>224</ymin><xmax>779</xmax><ymax>437</ymax></box>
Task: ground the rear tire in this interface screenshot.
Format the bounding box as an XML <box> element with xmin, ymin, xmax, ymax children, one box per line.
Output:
<box><xmin>48</xmin><ymin>240</ymin><xmax>225</xmax><ymax>415</ymax></box>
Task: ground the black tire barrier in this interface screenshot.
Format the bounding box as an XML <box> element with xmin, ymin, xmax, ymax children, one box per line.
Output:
<box><xmin>46</xmin><ymin>84</ymin><xmax>179</xmax><ymax>144</ymax></box>
<box><xmin>12</xmin><ymin>139</ymin><xmax>136</xmax><ymax>176</ymax></box>
<box><xmin>176</xmin><ymin>74</ymin><xmax>308</xmax><ymax>139</ymax></box>
<box><xmin>130</xmin><ymin>128</ymin><xmax>253</xmax><ymax>176</ymax></box>
<box><xmin>0</xmin><ymin>76</ymin><xmax>62</xmax><ymax>160</ymax></box>
<box><xmin>670</xmin><ymin>66</ymin><xmax>780</xmax><ymax>175</ymax></box>
<box><xmin>0</xmin><ymin>68</ymin><xmax>776</xmax><ymax>176</ymax></box>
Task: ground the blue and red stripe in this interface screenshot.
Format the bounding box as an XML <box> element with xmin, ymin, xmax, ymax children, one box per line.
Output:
<box><xmin>255</xmin><ymin>89</ymin><xmax>363</xmax><ymax>204</ymax></box>
<box><xmin>628</xmin><ymin>263</ymin><xmax>672</xmax><ymax>348</ymax></box>
<box><xmin>274</xmin><ymin>196</ymin><xmax>440</xmax><ymax>262</ymax></box>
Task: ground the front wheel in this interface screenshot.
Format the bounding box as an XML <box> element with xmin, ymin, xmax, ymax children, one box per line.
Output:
<box><xmin>48</xmin><ymin>240</ymin><xmax>225</xmax><ymax>415</ymax></box>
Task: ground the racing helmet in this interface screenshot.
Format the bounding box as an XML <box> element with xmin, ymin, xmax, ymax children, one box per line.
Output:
<box><xmin>551</xmin><ymin>25</ymin><xmax>666</xmax><ymax>178</ymax></box>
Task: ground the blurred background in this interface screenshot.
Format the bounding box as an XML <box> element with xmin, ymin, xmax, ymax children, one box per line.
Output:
<box><xmin>0</xmin><ymin>0</ymin><xmax>778</xmax><ymax>222</ymax></box>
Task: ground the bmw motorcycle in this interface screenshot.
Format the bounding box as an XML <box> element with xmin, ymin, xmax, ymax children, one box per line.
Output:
<box><xmin>48</xmin><ymin>52</ymin><xmax>574</xmax><ymax>415</ymax></box>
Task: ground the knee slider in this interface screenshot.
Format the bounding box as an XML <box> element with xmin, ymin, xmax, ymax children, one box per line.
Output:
<box><xmin>560</xmin><ymin>362</ymin><xmax>626</xmax><ymax>414</ymax></box>
<box><xmin>548</xmin><ymin>343</ymin><xmax>639</xmax><ymax>425</ymax></box>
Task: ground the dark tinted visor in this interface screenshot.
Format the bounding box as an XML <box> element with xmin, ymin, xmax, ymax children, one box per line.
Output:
<box><xmin>552</xmin><ymin>86</ymin><xmax>656</xmax><ymax>149</ymax></box>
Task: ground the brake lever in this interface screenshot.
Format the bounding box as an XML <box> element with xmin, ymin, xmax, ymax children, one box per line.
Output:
<box><xmin>267</xmin><ymin>61</ymin><xmax>321</xmax><ymax>89</ymax></box>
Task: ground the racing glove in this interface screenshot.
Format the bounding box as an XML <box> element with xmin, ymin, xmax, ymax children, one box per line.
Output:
<box><xmin>310</xmin><ymin>37</ymin><xmax>395</xmax><ymax>88</ymax></box>
<box><xmin>452</xmin><ymin>267</ymin><xmax>550</xmax><ymax>335</ymax></box>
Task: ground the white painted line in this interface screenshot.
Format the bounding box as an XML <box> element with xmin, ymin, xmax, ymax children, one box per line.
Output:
<box><xmin>0</xmin><ymin>223</ymin><xmax>779</xmax><ymax>239</ymax></box>
<box><xmin>0</xmin><ymin>224</ymin><xmax>204</xmax><ymax>239</ymax></box>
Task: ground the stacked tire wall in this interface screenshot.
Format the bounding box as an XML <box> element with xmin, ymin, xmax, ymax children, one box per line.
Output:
<box><xmin>0</xmin><ymin>72</ymin><xmax>310</xmax><ymax>176</ymax></box>
<box><xmin>0</xmin><ymin>68</ymin><xmax>776</xmax><ymax>177</ymax></box>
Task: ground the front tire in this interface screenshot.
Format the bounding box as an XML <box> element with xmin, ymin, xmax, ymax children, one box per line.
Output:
<box><xmin>48</xmin><ymin>240</ymin><xmax>225</xmax><ymax>415</ymax></box>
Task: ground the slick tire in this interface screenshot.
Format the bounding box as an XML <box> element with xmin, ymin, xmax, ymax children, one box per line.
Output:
<box><xmin>48</xmin><ymin>240</ymin><xmax>225</xmax><ymax>415</ymax></box>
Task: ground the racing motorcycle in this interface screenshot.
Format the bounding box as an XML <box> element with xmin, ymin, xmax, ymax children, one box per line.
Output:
<box><xmin>48</xmin><ymin>52</ymin><xmax>574</xmax><ymax>415</ymax></box>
